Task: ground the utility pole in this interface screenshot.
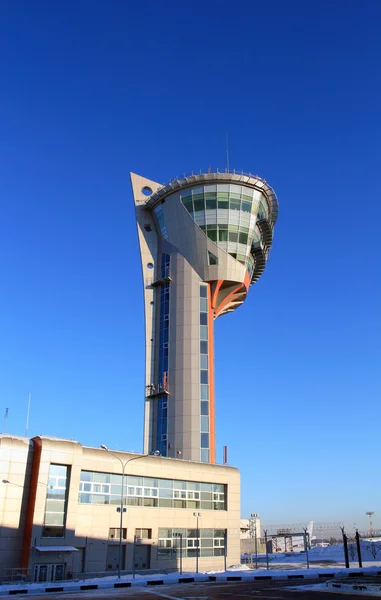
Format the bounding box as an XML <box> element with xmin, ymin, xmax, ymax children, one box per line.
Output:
<box><xmin>340</xmin><ymin>527</ymin><xmax>349</xmax><ymax>569</ymax></box>
<box><xmin>355</xmin><ymin>529</ymin><xmax>362</xmax><ymax>568</ymax></box>
<box><xmin>263</xmin><ymin>530</ymin><xmax>269</xmax><ymax>570</ymax></box>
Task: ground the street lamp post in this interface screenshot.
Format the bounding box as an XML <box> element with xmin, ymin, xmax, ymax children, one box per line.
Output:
<box><xmin>100</xmin><ymin>445</ymin><xmax>160</xmax><ymax>579</ymax></box>
<box><xmin>193</xmin><ymin>512</ymin><xmax>201</xmax><ymax>574</ymax></box>
<box><xmin>263</xmin><ymin>530</ymin><xmax>269</xmax><ymax>570</ymax></box>
<box><xmin>173</xmin><ymin>533</ymin><xmax>183</xmax><ymax>575</ymax></box>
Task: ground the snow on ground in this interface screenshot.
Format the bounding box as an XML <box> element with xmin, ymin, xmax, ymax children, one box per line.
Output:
<box><xmin>1</xmin><ymin>544</ymin><xmax>381</xmax><ymax>595</ymax></box>
<box><xmin>1</xmin><ymin>566</ymin><xmax>381</xmax><ymax>594</ymax></box>
<box><xmin>243</xmin><ymin>541</ymin><xmax>381</xmax><ymax>568</ymax></box>
<box><xmin>288</xmin><ymin>582</ymin><xmax>381</xmax><ymax>596</ymax></box>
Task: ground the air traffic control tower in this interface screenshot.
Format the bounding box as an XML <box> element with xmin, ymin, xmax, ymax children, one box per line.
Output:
<box><xmin>131</xmin><ymin>171</ymin><xmax>278</xmax><ymax>464</ymax></box>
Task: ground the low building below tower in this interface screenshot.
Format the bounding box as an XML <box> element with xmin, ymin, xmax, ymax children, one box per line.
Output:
<box><xmin>0</xmin><ymin>435</ymin><xmax>240</xmax><ymax>582</ymax></box>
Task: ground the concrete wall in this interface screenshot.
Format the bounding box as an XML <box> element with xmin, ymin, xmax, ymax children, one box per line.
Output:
<box><xmin>0</xmin><ymin>436</ymin><xmax>33</xmax><ymax>579</ymax></box>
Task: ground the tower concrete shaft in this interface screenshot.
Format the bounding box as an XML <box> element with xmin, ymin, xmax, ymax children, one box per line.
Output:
<box><xmin>131</xmin><ymin>171</ymin><xmax>278</xmax><ymax>463</ymax></box>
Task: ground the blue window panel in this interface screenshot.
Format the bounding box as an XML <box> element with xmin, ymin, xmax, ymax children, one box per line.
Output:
<box><xmin>201</xmin><ymin>401</ymin><xmax>209</xmax><ymax>415</ymax></box>
<box><xmin>161</xmin><ymin>254</ymin><xmax>170</xmax><ymax>278</ymax></box>
<box><xmin>200</xmin><ymin>449</ymin><xmax>209</xmax><ymax>463</ymax></box>
<box><xmin>200</xmin><ymin>298</ymin><xmax>208</xmax><ymax>312</ymax></box>
<box><xmin>200</xmin><ymin>355</ymin><xmax>208</xmax><ymax>370</ymax></box>
<box><xmin>200</xmin><ymin>313</ymin><xmax>208</xmax><ymax>325</ymax></box>
<box><xmin>200</xmin><ymin>326</ymin><xmax>208</xmax><ymax>340</ymax></box>
<box><xmin>200</xmin><ymin>341</ymin><xmax>208</xmax><ymax>354</ymax></box>
<box><xmin>201</xmin><ymin>416</ymin><xmax>209</xmax><ymax>433</ymax></box>
<box><xmin>200</xmin><ymin>370</ymin><xmax>208</xmax><ymax>384</ymax></box>
<box><xmin>200</xmin><ymin>385</ymin><xmax>209</xmax><ymax>400</ymax></box>
<box><xmin>201</xmin><ymin>433</ymin><xmax>209</xmax><ymax>449</ymax></box>
<box><xmin>200</xmin><ymin>286</ymin><xmax>208</xmax><ymax>298</ymax></box>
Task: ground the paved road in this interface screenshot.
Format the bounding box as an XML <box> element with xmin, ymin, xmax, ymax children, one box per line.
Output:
<box><xmin>22</xmin><ymin>579</ymin><xmax>363</xmax><ymax>599</ymax></box>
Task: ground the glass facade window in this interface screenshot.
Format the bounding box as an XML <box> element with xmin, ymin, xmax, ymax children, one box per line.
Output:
<box><xmin>79</xmin><ymin>471</ymin><xmax>226</xmax><ymax>510</ymax></box>
<box><xmin>157</xmin><ymin>528</ymin><xmax>226</xmax><ymax>559</ymax></box>
<box><xmin>154</xmin><ymin>204</ymin><xmax>168</xmax><ymax>239</ymax></box>
<box><xmin>257</xmin><ymin>201</ymin><xmax>267</xmax><ymax>220</ymax></box>
<box><xmin>180</xmin><ymin>185</ymin><xmax>270</xmax><ymax>281</ymax></box>
<box><xmin>42</xmin><ymin>464</ymin><xmax>69</xmax><ymax>538</ymax></box>
<box><xmin>200</xmin><ymin>285</ymin><xmax>209</xmax><ymax>463</ymax></box>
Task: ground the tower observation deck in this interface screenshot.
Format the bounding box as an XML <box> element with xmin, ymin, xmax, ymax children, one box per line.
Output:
<box><xmin>131</xmin><ymin>170</ymin><xmax>278</xmax><ymax>463</ymax></box>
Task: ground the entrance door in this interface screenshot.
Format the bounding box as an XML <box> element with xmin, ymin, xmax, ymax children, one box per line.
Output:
<box><xmin>34</xmin><ymin>564</ymin><xmax>65</xmax><ymax>582</ymax></box>
<box><xmin>51</xmin><ymin>564</ymin><xmax>65</xmax><ymax>581</ymax></box>
<box><xmin>106</xmin><ymin>544</ymin><xmax>126</xmax><ymax>571</ymax></box>
<box><xmin>134</xmin><ymin>545</ymin><xmax>151</xmax><ymax>569</ymax></box>
<box><xmin>34</xmin><ymin>565</ymin><xmax>48</xmax><ymax>582</ymax></box>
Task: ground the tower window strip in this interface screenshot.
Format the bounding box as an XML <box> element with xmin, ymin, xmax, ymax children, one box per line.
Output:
<box><xmin>157</xmin><ymin>253</ymin><xmax>170</xmax><ymax>457</ymax></box>
<box><xmin>200</xmin><ymin>284</ymin><xmax>209</xmax><ymax>463</ymax></box>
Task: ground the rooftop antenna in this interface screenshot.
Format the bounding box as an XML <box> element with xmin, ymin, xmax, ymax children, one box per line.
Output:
<box><xmin>225</xmin><ymin>133</ymin><xmax>230</xmax><ymax>173</ymax></box>
<box><xmin>4</xmin><ymin>408</ymin><xmax>8</xmax><ymax>433</ymax></box>
<box><xmin>25</xmin><ymin>393</ymin><xmax>31</xmax><ymax>437</ymax></box>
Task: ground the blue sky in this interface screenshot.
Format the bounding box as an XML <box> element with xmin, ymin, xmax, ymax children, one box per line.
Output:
<box><xmin>1</xmin><ymin>0</ymin><xmax>380</xmax><ymax>532</ymax></box>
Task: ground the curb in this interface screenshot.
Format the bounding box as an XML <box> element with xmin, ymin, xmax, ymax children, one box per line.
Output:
<box><xmin>1</xmin><ymin>568</ymin><xmax>381</xmax><ymax>596</ymax></box>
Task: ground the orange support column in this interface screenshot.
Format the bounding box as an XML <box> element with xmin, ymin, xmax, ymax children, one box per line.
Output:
<box><xmin>21</xmin><ymin>437</ymin><xmax>42</xmax><ymax>571</ymax></box>
<box><xmin>208</xmin><ymin>283</ymin><xmax>216</xmax><ymax>464</ymax></box>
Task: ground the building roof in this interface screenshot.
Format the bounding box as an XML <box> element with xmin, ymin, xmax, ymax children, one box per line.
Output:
<box><xmin>145</xmin><ymin>170</ymin><xmax>279</xmax><ymax>226</ymax></box>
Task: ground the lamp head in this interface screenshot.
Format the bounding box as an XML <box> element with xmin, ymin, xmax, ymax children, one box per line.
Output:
<box><xmin>100</xmin><ymin>444</ymin><xmax>108</xmax><ymax>450</ymax></box>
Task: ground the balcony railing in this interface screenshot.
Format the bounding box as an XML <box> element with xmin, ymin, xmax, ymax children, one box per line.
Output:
<box><xmin>146</xmin><ymin>382</ymin><xmax>169</xmax><ymax>398</ymax></box>
<box><xmin>145</xmin><ymin>269</ymin><xmax>172</xmax><ymax>288</ymax></box>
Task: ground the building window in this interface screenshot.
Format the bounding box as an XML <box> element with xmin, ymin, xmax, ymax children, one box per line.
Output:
<box><xmin>135</xmin><ymin>528</ymin><xmax>152</xmax><ymax>540</ymax></box>
<box><xmin>79</xmin><ymin>471</ymin><xmax>226</xmax><ymax>510</ymax></box>
<box><xmin>157</xmin><ymin>528</ymin><xmax>226</xmax><ymax>559</ymax></box>
<box><xmin>208</xmin><ymin>251</ymin><xmax>218</xmax><ymax>265</ymax></box>
<box><xmin>109</xmin><ymin>528</ymin><xmax>127</xmax><ymax>540</ymax></box>
<box><xmin>42</xmin><ymin>464</ymin><xmax>69</xmax><ymax>538</ymax></box>
<box><xmin>154</xmin><ymin>205</ymin><xmax>168</xmax><ymax>239</ymax></box>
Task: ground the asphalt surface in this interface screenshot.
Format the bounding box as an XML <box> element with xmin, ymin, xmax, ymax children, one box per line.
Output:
<box><xmin>19</xmin><ymin>579</ymin><xmax>365</xmax><ymax>599</ymax></box>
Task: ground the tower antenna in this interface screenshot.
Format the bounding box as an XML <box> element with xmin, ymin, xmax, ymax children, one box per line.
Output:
<box><xmin>25</xmin><ymin>393</ymin><xmax>31</xmax><ymax>437</ymax></box>
<box><xmin>4</xmin><ymin>408</ymin><xmax>8</xmax><ymax>433</ymax></box>
<box><xmin>225</xmin><ymin>133</ymin><xmax>229</xmax><ymax>173</ymax></box>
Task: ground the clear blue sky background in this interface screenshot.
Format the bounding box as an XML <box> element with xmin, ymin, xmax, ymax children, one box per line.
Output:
<box><xmin>1</xmin><ymin>0</ymin><xmax>380</xmax><ymax>533</ymax></box>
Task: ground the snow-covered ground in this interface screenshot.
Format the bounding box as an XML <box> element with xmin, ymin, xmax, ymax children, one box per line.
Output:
<box><xmin>1</xmin><ymin>564</ymin><xmax>381</xmax><ymax>595</ymax></box>
<box><xmin>242</xmin><ymin>540</ymin><xmax>381</xmax><ymax>569</ymax></box>
<box><xmin>1</xmin><ymin>544</ymin><xmax>380</xmax><ymax>596</ymax></box>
